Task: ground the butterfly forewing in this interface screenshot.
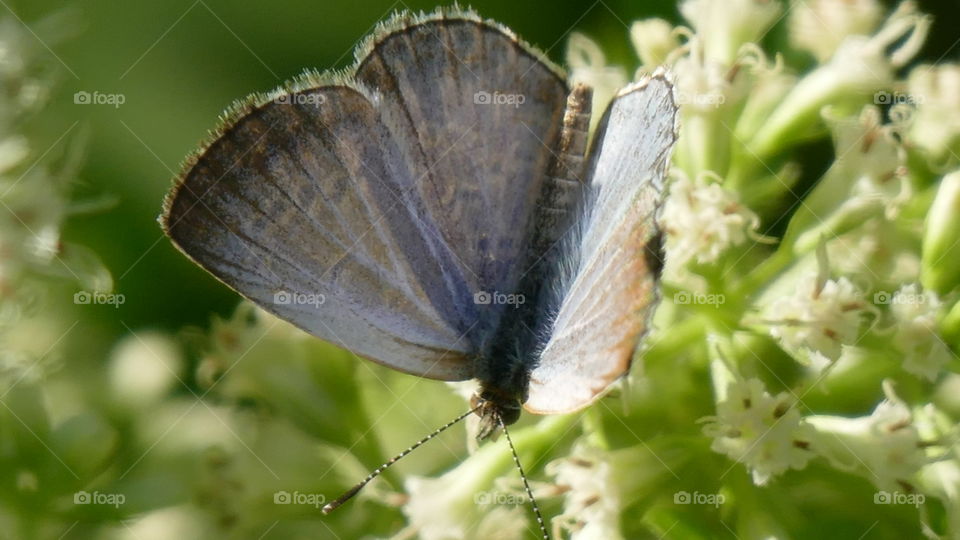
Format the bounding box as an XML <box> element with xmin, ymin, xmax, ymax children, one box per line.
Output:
<box><xmin>164</xmin><ymin>85</ymin><xmax>480</xmax><ymax>380</ymax></box>
<box><xmin>163</xmin><ymin>11</ymin><xmax>570</xmax><ymax>381</ymax></box>
<box><xmin>355</xmin><ymin>15</ymin><xmax>569</xmax><ymax>340</ymax></box>
<box><xmin>524</xmin><ymin>74</ymin><xmax>678</xmax><ymax>414</ymax></box>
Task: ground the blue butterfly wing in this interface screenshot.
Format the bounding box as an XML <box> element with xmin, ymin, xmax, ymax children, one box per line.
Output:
<box><xmin>525</xmin><ymin>73</ymin><xmax>677</xmax><ymax>413</ymax></box>
<box><xmin>163</xmin><ymin>11</ymin><xmax>569</xmax><ymax>380</ymax></box>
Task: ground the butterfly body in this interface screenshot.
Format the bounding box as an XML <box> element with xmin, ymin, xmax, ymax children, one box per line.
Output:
<box><xmin>470</xmin><ymin>83</ymin><xmax>599</xmax><ymax>438</ymax></box>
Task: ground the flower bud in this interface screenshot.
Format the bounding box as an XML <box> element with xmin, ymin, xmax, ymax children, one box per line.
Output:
<box><xmin>921</xmin><ymin>171</ymin><xmax>960</xmax><ymax>294</ymax></box>
<box><xmin>630</xmin><ymin>18</ymin><xmax>679</xmax><ymax>69</ymax></box>
<box><xmin>908</xmin><ymin>63</ymin><xmax>960</xmax><ymax>164</ymax></box>
<box><xmin>788</xmin><ymin>0</ymin><xmax>884</xmax><ymax>62</ymax></box>
<box><xmin>680</xmin><ymin>0</ymin><xmax>782</xmax><ymax>65</ymax></box>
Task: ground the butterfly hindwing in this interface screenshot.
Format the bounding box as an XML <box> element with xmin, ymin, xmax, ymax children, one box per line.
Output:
<box><xmin>525</xmin><ymin>73</ymin><xmax>678</xmax><ymax>414</ymax></box>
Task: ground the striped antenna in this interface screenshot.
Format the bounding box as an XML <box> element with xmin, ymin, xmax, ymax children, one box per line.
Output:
<box><xmin>499</xmin><ymin>415</ymin><xmax>549</xmax><ymax>540</ymax></box>
<box><xmin>322</xmin><ymin>406</ymin><xmax>479</xmax><ymax>514</ymax></box>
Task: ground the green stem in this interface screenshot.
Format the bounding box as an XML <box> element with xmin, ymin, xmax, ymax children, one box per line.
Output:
<box><xmin>645</xmin><ymin>316</ymin><xmax>707</xmax><ymax>363</ymax></box>
<box><xmin>731</xmin><ymin>246</ymin><xmax>795</xmax><ymax>299</ymax></box>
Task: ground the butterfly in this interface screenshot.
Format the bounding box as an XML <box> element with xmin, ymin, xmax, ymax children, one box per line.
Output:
<box><xmin>161</xmin><ymin>6</ymin><xmax>677</xmax><ymax>534</ymax></box>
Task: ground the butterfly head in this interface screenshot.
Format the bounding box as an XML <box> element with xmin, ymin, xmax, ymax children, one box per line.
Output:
<box><xmin>471</xmin><ymin>387</ymin><xmax>522</xmax><ymax>441</ymax></box>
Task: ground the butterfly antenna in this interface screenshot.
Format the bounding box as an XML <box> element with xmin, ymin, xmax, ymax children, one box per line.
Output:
<box><xmin>499</xmin><ymin>416</ymin><xmax>550</xmax><ymax>540</ymax></box>
<box><xmin>322</xmin><ymin>406</ymin><xmax>479</xmax><ymax>514</ymax></box>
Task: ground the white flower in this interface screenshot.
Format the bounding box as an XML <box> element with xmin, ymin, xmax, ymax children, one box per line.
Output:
<box><xmin>829</xmin><ymin>106</ymin><xmax>906</xmax><ymax>189</ymax></box>
<box><xmin>112</xmin><ymin>505</ymin><xmax>206</xmax><ymax>540</ymax></box>
<box><xmin>701</xmin><ymin>370</ymin><xmax>815</xmax><ymax>485</ymax></box>
<box><xmin>907</xmin><ymin>63</ymin><xmax>960</xmax><ymax>165</ymax></box>
<box><xmin>886</xmin><ymin>284</ymin><xmax>952</xmax><ymax>381</ymax></box>
<box><xmin>679</xmin><ymin>0</ymin><xmax>782</xmax><ymax>65</ymax></box>
<box><xmin>402</xmin><ymin>473</ymin><xmax>478</xmax><ymax>539</ymax></box>
<box><xmin>824</xmin><ymin>218</ymin><xmax>919</xmax><ymax>288</ymax></box>
<box><xmin>630</xmin><ymin>18</ymin><xmax>679</xmax><ymax>69</ymax></box>
<box><xmin>764</xmin><ymin>272</ymin><xmax>868</xmax><ymax>370</ymax></box>
<box><xmin>565</xmin><ymin>32</ymin><xmax>627</xmax><ymax>131</ymax></box>
<box><xmin>788</xmin><ymin>0</ymin><xmax>884</xmax><ymax>62</ymax></box>
<box><xmin>473</xmin><ymin>506</ymin><xmax>529</xmax><ymax>540</ymax></box>
<box><xmin>0</xmin><ymin>135</ymin><xmax>28</xmax><ymax>173</ymax></box>
<box><xmin>547</xmin><ymin>443</ymin><xmax>623</xmax><ymax>540</ymax></box>
<box><xmin>671</xmin><ymin>39</ymin><xmax>736</xmax><ymax>113</ymax></box>
<box><xmin>662</xmin><ymin>171</ymin><xmax>761</xmax><ymax>278</ymax></box>
<box><xmin>914</xmin><ymin>404</ymin><xmax>960</xmax><ymax>535</ymax></box>
<box><xmin>821</xmin><ymin>105</ymin><xmax>910</xmax><ymax>221</ymax></box>
<box><xmin>403</xmin><ymin>469</ymin><xmax>526</xmax><ymax>540</ymax></box>
<box><xmin>109</xmin><ymin>331</ymin><xmax>183</xmax><ymax>407</ymax></box>
<box><xmin>0</xmin><ymin>314</ymin><xmax>66</xmax><ymax>390</ymax></box>
<box><xmin>806</xmin><ymin>381</ymin><xmax>929</xmax><ymax>491</ymax></box>
<box><xmin>818</xmin><ymin>2</ymin><xmax>928</xmax><ymax>92</ymax></box>
<box><xmin>400</xmin><ymin>416</ymin><xmax>575</xmax><ymax>540</ymax></box>
<box><xmin>786</xmin><ymin>106</ymin><xmax>911</xmax><ymax>259</ymax></box>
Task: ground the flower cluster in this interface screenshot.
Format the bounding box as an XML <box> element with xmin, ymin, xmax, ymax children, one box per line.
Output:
<box><xmin>553</xmin><ymin>0</ymin><xmax>960</xmax><ymax>538</ymax></box>
<box><xmin>0</xmin><ymin>18</ymin><xmax>108</xmax><ymax>389</ymax></box>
